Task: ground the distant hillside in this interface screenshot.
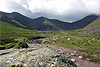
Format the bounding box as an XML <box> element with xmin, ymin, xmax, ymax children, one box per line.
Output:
<box><xmin>0</xmin><ymin>14</ymin><xmax>26</xmax><ymax>28</ymax></box>
<box><xmin>80</xmin><ymin>17</ymin><xmax>100</xmax><ymax>36</ymax></box>
<box><xmin>72</xmin><ymin>15</ymin><xmax>99</xmax><ymax>29</ymax></box>
<box><xmin>0</xmin><ymin>15</ymin><xmax>34</xmax><ymax>34</ymax></box>
<box><xmin>0</xmin><ymin>12</ymin><xmax>33</xmax><ymax>29</ymax></box>
<box><xmin>0</xmin><ymin>11</ymin><xmax>99</xmax><ymax>31</ymax></box>
<box><xmin>32</xmin><ymin>17</ymin><xmax>71</xmax><ymax>30</ymax></box>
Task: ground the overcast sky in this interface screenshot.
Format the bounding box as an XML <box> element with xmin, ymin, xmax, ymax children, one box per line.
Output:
<box><xmin>0</xmin><ymin>0</ymin><xmax>99</xmax><ymax>22</ymax></box>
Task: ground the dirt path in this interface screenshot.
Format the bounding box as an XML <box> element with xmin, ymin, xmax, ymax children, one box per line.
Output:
<box><xmin>28</xmin><ymin>44</ymin><xmax>100</xmax><ymax>67</ymax></box>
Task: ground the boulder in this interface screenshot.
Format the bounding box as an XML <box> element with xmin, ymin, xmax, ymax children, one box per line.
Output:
<box><xmin>71</xmin><ymin>59</ymin><xmax>76</xmax><ymax>62</ymax></box>
<box><xmin>70</xmin><ymin>53</ymin><xmax>75</xmax><ymax>56</ymax></box>
<box><xmin>67</xmin><ymin>38</ymin><xmax>71</xmax><ymax>40</ymax></box>
<box><xmin>0</xmin><ymin>48</ymin><xmax>77</xmax><ymax>67</ymax></box>
<box><xmin>78</xmin><ymin>56</ymin><xmax>83</xmax><ymax>59</ymax></box>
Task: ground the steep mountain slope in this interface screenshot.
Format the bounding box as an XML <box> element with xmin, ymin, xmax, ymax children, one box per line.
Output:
<box><xmin>0</xmin><ymin>15</ymin><xmax>33</xmax><ymax>33</ymax></box>
<box><xmin>80</xmin><ymin>17</ymin><xmax>100</xmax><ymax>36</ymax></box>
<box><xmin>0</xmin><ymin>12</ymin><xmax>33</xmax><ymax>29</ymax></box>
<box><xmin>32</xmin><ymin>17</ymin><xmax>71</xmax><ymax>30</ymax></box>
<box><xmin>0</xmin><ymin>11</ymin><xmax>99</xmax><ymax>31</ymax></box>
<box><xmin>0</xmin><ymin>14</ymin><xmax>26</xmax><ymax>28</ymax></box>
<box><xmin>33</xmin><ymin>18</ymin><xmax>62</xmax><ymax>30</ymax></box>
<box><xmin>72</xmin><ymin>15</ymin><xmax>99</xmax><ymax>29</ymax></box>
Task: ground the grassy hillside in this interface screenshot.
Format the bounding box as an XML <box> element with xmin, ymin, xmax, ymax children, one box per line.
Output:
<box><xmin>0</xmin><ymin>21</ymin><xmax>41</xmax><ymax>41</ymax></box>
<box><xmin>0</xmin><ymin>14</ymin><xmax>41</xmax><ymax>40</ymax></box>
<box><xmin>85</xmin><ymin>17</ymin><xmax>100</xmax><ymax>28</ymax></box>
<box><xmin>0</xmin><ymin>21</ymin><xmax>33</xmax><ymax>34</ymax></box>
<box><xmin>79</xmin><ymin>17</ymin><xmax>100</xmax><ymax>36</ymax></box>
<box><xmin>34</xmin><ymin>19</ymin><xmax>62</xmax><ymax>31</ymax></box>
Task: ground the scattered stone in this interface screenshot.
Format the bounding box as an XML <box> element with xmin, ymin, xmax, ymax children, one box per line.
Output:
<box><xmin>42</xmin><ymin>40</ymin><xmax>49</xmax><ymax>43</ymax></box>
<box><xmin>73</xmin><ymin>51</ymin><xmax>77</xmax><ymax>54</ymax></box>
<box><xmin>87</xmin><ymin>58</ymin><xmax>91</xmax><ymax>61</ymax></box>
<box><xmin>78</xmin><ymin>56</ymin><xmax>83</xmax><ymax>59</ymax></box>
<box><xmin>93</xmin><ymin>54</ymin><xmax>98</xmax><ymax>57</ymax></box>
<box><xmin>39</xmin><ymin>62</ymin><xmax>43</xmax><ymax>65</ymax></box>
<box><xmin>50</xmin><ymin>64</ymin><xmax>55</xmax><ymax>67</ymax></box>
<box><xmin>67</xmin><ymin>38</ymin><xmax>71</xmax><ymax>40</ymax></box>
<box><xmin>65</xmin><ymin>33</ymin><xmax>68</xmax><ymax>34</ymax></box>
<box><xmin>92</xmin><ymin>38</ymin><xmax>95</xmax><ymax>41</ymax></box>
<box><xmin>71</xmin><ymin>59</ymin><xmax>76</xmax><ymax>62</ymax></box>
<box><xmin>98</xmin><ymin>41</ymin><xmax>100</xmax><ymax>42</ymax></box>
<box><xmin>52</xmin><ymin>42</ymin><xmax>55</xmax><ymax>44</ymax></box>
<box><xmin>46</xmin><ymin>49</ymin><xmax>49</xmax><ymax>52</ymax></box>
<box><xmin>6</xmin><ymin>60</ymin><xmax>11</xmax><ymax>63</ymax></box>
<box><xmin>23</xmin><ymin>64</ymin><xmax>27</xmax><ymax>67</ymax></box>
<box><xmin>9</xmin><ymin>57</ymin><xmax>13</xmax><ymax>60</ymax></box>
<box><xmin>46</xmin><ymin>45</ymin><xmax>48</xmax><ymax>47</ymax></box>
<box><xmin>55</xmin><ymin>58</ymin><xmax>58</xmax><ymax>61</ymax></box>
<box><xmin>56</xmin><ymin>50</ymin><xmax>58</xmax><ymax>52</ymax></box>
<box><xmin>60</xmin><ymin>51</ymin><xmax>65</xmax><ymax>54</ymax></box>
<box><xmin>71</xmin><ymin>53</ymin><xmax>75</xmax><ymax>56</ymax></box>
<box><xmin>53</xmin><ymin>54</ymin><xmax>61</xmax><ymax>58</ymax></box>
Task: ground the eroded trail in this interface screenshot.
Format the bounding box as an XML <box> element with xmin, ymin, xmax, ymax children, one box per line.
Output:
<box><xmin>28</xmin><ymin>44</ymin><xmax>100</xmax><ymax>67</ymax></box>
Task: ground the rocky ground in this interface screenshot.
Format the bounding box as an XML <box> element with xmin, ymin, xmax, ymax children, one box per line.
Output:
<box><xmin>28</xmin><ymin>44</ymin><xmax>100</xmax><ymax>67</ymax></box>
<box><xmin>0</xmin><ymin>47</ymin><xmax>76</xmax><ymax>67</ymax></box>
<box><xmin>0</xmin><ymin>44</ymin><xmax>100</xmax><ymax>67</ymax></box>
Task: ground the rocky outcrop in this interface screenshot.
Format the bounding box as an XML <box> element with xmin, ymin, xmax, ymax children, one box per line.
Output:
<box><xmin>0</xmin><ymin>48</ymin><xmax>77</xmax><ymax>67</ymax></box>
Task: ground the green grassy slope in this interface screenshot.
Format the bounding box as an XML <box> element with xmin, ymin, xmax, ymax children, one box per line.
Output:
<box><xmin>79</xmin><ymin>17</ymin><xmax>100</xmax><ymax>36</ymax></box>
<box><xmin>84</xmin><ymin>17</ymin><xmax>100</xmax><ymax>29</ymax></box>
<box><xmin>0</xmin><ymin>21</ymin><xmax>33</xmax><ymax>34</ymax></box>
<box><xmin>0</xmin><ymin>21</ymin><xmax>40</xmax><ymax>40</ymax></box>
<box><xmin>11</xmin><ymin>20</ymin><xmax>26</xmax><ymax>28</ymax></box>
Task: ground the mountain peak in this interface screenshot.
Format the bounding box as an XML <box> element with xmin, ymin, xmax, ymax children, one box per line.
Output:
<box><xmin>0</xmin><ymin>11</ymin><xmax>99</xmax><ymax>31</ymax></box>
<box><xmin>11</xmin><ymin>12</ymin><xmax>21</xmax><ymax>15</ymax></box>
<box><xmin>35</xmin><ymin>16</ymin><xmax>49</xmax><ymax>20</ymax></box>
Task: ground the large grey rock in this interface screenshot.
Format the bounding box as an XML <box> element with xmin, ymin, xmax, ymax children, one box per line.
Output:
<box><xmin>0</xmin><ymin>48</ymin><xmax>77</xmax><ymax>67</ymax></box>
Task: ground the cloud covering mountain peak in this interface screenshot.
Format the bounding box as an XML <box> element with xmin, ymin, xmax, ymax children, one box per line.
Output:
<box><xmin>0</xmin><ymin>0</ymin><xmax>99</xmax><ymax>22</ymax></box>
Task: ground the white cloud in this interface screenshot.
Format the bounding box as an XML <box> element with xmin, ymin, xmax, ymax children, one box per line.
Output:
<box><xmin>0</xmin><ymin>0</ymin><xmax>99</xmax><ymax>22</ymax></box>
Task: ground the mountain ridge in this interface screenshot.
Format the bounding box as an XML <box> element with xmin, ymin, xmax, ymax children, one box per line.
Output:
<box><xmin>0</xmin><ymin>11</ymin><xmax>99</xmax><ymax>31</ymax></box>
<box><xmin>0</xmin><ymin>14</ymin><xmax>26</xmax><ymax>28</ymax></box>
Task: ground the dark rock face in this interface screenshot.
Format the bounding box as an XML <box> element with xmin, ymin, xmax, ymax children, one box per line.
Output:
<box><xmin>0</xmin><ymin>48</ymin><xmax>77</xmax><ymax>67</ymax></box>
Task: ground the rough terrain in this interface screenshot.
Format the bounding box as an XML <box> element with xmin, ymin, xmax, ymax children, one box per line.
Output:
<box><xmin>0</xmin><ymin>47</ymin><xmax>76</xmax><ymax>67</ymax></box>
<box><xmin>28</xmin><ymin>44</ymin><xmax>100</xmax><ymax>67</ymax></box>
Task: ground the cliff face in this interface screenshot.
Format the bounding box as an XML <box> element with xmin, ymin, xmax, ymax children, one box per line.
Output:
<box><xmin>0</xmin><ymin>48</ymin><xmax>76</xmax><ymax>67</ymax></box>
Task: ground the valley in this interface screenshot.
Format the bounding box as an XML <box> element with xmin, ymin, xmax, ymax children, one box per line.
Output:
<box><xmin>0</xmin><ymin>11</ymin><xmax>100</xmax><ymax>67</ymax></box>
